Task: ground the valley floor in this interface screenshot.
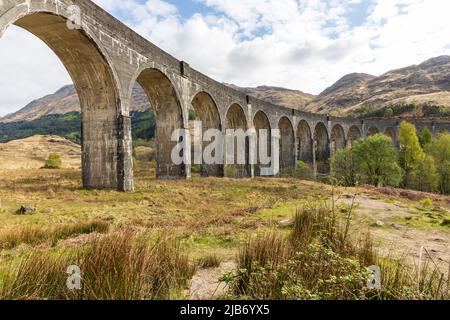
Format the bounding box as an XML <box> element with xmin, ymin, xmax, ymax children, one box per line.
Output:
<box><xmin>0</xmin><ymin>162</ymin><xmax>449</xmax><ymax>299</ymax></box>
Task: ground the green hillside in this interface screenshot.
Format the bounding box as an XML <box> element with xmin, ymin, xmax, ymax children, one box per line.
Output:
<box><xmin>0</xmin><ymin>110</ymin><xmax>156</xmax><ymax>144</ymax></box>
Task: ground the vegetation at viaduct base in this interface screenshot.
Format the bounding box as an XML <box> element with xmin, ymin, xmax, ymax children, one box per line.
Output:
<box><xmin>330</xmin><ymin>121</ymin><xmax>450</xmax><ymax>195</ymax></box>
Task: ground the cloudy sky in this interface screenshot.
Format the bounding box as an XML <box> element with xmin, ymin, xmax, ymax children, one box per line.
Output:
<box><xmin>1</xmin><ymin>0</ymin><xmax>450</xmax><ymax>116</ymax></box>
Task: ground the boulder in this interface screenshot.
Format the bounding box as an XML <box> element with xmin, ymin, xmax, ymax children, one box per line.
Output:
<box><xmin>16</xmin><ymin>205</ymin><xmax>36</xmax><ymax>215</ymax></box>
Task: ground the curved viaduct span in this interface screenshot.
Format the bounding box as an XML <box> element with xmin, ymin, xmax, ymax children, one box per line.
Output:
<box><xmin>1</xmin><ymin>0</ymin><xmax>449</xmax><ymax>191</ymax></box>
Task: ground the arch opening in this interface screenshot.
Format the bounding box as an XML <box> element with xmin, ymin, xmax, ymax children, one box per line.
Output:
<box><xmin>367</xmin><ymin>127</ymin><xmax>380</xmax><ymax>136</ymax></box>
<box><xmin>314</xmin><ymin>122</ymin><xmax>330</xmax><ymax>175</ymax></box>
<box><xmin>189</xmin><ymin>92</ymin><xmax>223</xmax><ymax>177</ymax></box>
<box><xmin>331</xmin><ymin>124</ymin><xmax>346</xmax><ymax>154</ymax></box>
<box><xmin>253</xmin><ymin>111</ymin><xmax>272</xmax><ymax>176</ymax></box>
<box><xmin>135</xmin><ymin>68</ymin><xmax>185</xmax><ymax>179</ymax></box>
<box><xmin>225</xmin><ymin>103</ymin><xmax>250</xmax><ymax>178</ymax></box>
<box><xmin>279</xmin><ymin>117</ymin><xmax>295</xmax><ymax>170</ymax></box>
<box><xmin>297</xmin><ymin>120</ymin><xmax>313</xmax><ymax>165</ymax></box>
<box><xmin>384</xmin><ymin>127</ymin><xmax>395</xmax><ymax>142</ymax></box>
<box><xmin>347</xmin><ymin>125</ymin><xmax>362</xmax><ymax>147</ymax></box>
<box><xmin>4</xmin><ymin>12</ymin><xmax>125</xmax><ymax>189</ymax></box>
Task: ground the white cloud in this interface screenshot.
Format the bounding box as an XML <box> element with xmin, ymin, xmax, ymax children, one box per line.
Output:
<box><xmin>0</xmin><ymin>26</ymin><xmax>71</xmax><ymax>116</ymax></box>
<box><xmin>1</xmin><ymin>0</ymin><xmax>450</xmax><ymax>116</ymax></box>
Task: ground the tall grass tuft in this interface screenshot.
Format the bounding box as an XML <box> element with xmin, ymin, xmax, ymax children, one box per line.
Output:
<box><xmin>0</xmin><ymin>219</ymin><xmax>110</xmax><ymax>249</ymax></box>
<box><xmin>197</xmin><ymin>253</ymin><xmax>221</xmax><ymax>269</ymax></box>
<box><xmin>0</xmin><ymin>230</ymin><xmax>195</xmax><ymax>300</ymax></box>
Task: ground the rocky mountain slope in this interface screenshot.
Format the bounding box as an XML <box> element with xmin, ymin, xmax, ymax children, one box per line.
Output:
<box><xmin>225</xmin><ymin>84</ymin><xmax>315</xmax><ymax>110</ymax></box>
<box><xmin>0</xmin><ymin>84</ymin><xmax>150</xmax><ymax>123</ymax></box>
<box><xmin>306</xmin><ymin>56</ymin><xmax>450</xmax><ymax>115</ymax></box>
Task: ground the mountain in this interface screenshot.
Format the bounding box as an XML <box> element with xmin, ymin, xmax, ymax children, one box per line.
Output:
<box><xmin>1</xmin><ymin>83</ymin><xmax>314</xmax><ymax>124</ymax></box>
<box><xmin>0</xmin><ymin>84</ymin><xmax>150</xmax><ymax>123</ymax></box>
<box><xmin>306</xmin><ymin>56</ymin><xmax>450</xmax><ymax>116</ymax></box>
<box><xmin>225</xmin><ymin>84</ymin><xmax>315</xmax><ymax>109</ymax></box>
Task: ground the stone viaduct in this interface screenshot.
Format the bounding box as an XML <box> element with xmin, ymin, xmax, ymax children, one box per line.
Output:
<box><xmin>1</xmin><ymin>0</ymin><xmax>449</xmax><ymax>191</ymax></box>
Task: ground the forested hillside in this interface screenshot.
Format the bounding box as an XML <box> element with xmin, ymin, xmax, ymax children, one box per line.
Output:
<box><xmin>0</xmin><ymin>110</ymin><xmax>156</xmax><ymax>144</ymax></box>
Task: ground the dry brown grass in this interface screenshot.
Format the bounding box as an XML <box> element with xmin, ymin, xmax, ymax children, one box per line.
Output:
<box><xmin>0</xmin><ymin>219</ymin><xmax>109</xmax><ymax>249</ymax></box>
<box><xmin>0</xmin><ymin>135</ymin><xmax>80</xmax><ymax>170</ymax></box>
<box><xmin>0</xmin><ymin>154</ymin><xmax>448</xmax><ymax>300</ymax></box>
<box><xmin>0</xmin><ymin>230</ymin><xmax>194</xmax><ymax>300</ymax></box>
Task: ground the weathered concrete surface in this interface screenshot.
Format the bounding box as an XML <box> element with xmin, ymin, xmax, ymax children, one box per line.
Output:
<box><xmin>1</xmin><ymin>0</ymin><xmax>449</xmax><ymax>190</ymax></box>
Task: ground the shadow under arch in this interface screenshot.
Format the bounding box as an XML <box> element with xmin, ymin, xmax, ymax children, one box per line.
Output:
<box><xmin>297</xmin><ymin>120</ymin><xmax>313</xmax><ymax>165</ymax></box>
<box><xmin>314</xmin><ymin>122</ymin><xmax>330</xmax><ymax>175</ymax></box>
<box><xmin>190</xmin><ymin>91</ymin><xmax>223</xmax><ymax>177</ymax></box>
<box><xmin>347</xmin><ymin>125</ymin><xmax>362</xmax><ymax>147</ymax></box>
<box><xmin>134</xmin><ymin>68</ymin><xmax>185</xmax><ymax>179</ymax></box>
<box><xmin>253</xmin><ymin>110</ymin><xmax>272</xmax><ymax>176</ymax></box>
<box><xmin>331</xmin><ymin>124</ymin><xmax>346</xmax><ymax>153</ymax></box>
<box><xmin>367</xmin><ymin>127</ymin><xmax>380</xmax><ymax>136</ymax></box>
<box><xmin>278</xmin><ymin>117</ymin><xmax>295</xmax><ymax>170</ymax></box>
<box><xmin>384</xmin><ymin>127</ymin><xmax>396</xmax><ymax>142</ymax></box>
<box><xmin>3</xmin><ymin>12</ymin><xmax>126</xmax><ymax>190</ymax></box>
<box><xmin>225</xmin><ymin>103</ymin><xmax>250</xmax><ymax>178</ymax></box>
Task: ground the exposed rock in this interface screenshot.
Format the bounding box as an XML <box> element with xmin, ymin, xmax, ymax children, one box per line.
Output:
<box><xmin>278</xmin><ymin>219</ymin><xmax>293</xmax><ymax>227</ymax></box>
<box><xmin>16</xmin><ymin>205</ymin><xmax>36</xmax><ymax>215</ymax></box>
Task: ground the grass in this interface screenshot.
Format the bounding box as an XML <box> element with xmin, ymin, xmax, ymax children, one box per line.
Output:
<box><xmin>197</xmin><ymin>253</ymin><xmax>221</xmax><ymax>269</ymax></box>
<box><xmin>0</xmin><ymin>230</ymin><xmax>194</xmax><ymax>300</ymax></box>
<box><xmin>0</xmin><ymin>160</ymin><xmax>449</xmax><ymax>300</ymax></box>
<box><xmin>0</xmin><ymin>219</ymin><xmax>109</xmax><ymax>249</ymax></box>
<box><xmin>389</xmin><ymin>206</ymin><xmax>450</xmax><ymax>231</ymax></box>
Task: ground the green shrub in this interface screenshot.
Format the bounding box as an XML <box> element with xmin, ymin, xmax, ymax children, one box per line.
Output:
<box><xmin>43</xmin><ymin>153</ymin><xmax>62</xmax><ymax>169</ymax></box>
<box><xmin>419</xmin><ymin>198</ymin><xmax>433</xmax><ymax>208</ymax></box>
<box><xmin>191</xmin><ymin>164</ymin><xmax>201</xmax><ymax>174</ymax></box>
<box><xmin>330</xmin><ymin>148</ymin><xmax>360</xmax><ymax>187</ymax></box>
<box><xmin>224</xmin><ymin>165</ymin><xmax>237</xmax><ymax>178</ymax></box>
<box><xmin>279</xmin><ymin>161</ymin><xmax>314</xmax><ymax>180</ymax></box>
<box><xmin>352</xmin><ymin>134</ymin><xmax>403</xmax><ymax>187</ymax></box>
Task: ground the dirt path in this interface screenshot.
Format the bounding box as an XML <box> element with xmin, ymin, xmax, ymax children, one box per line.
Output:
<box><xmin>188</xmin><ymin>262</ymin><xmax>236</xmax><ymax>300</ymax></box>
<box><xmin>341</xmin><ymin>195</ymin><xmax>450</xmax><ymax>271</ymax></box>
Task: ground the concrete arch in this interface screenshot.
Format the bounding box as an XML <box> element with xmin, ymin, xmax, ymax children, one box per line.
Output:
<box><xmin>314</xmin><ymin>122</ymin><xmax>330</xmax><ymax>175</ymax></box>
<box><xmin>190</xmin><ymin>91</ymin><xmax>223</xmax><ymax>177</ymax></box>
<box><xmin>135</xmin><ymin>68</ymin><xmax>185</xmax><ymax>179</ymax></box>
<box><xmin>297</xmin><ymin>120</ymin><xmax>313</xmax><ymax>165</ymax></box>
<box><xmin>253</xmin><ymin>111</ymin><xmax>272</xmax><ymax>176</ymax></box>
<box><xmin>1</xmin><ymin>11</ymin><xmax>128</xmax><ymax>190</ymax></box>
<box><xmin>384</xmin><ymin>127</ymin><xmax>395</xmax><ymax>141</ymax></box>
<box><xmin>278</xmin><ymin>117</ymin><xmax>295</xmax><ymax>170</ymax></box>
<box><xmin>225</xmin><ymin>103</ymin><xmax>250</xmax><ymax>178</ymax></box>
<box><xmin>367</xmin><ymin>127</ymin><xmax>380</xmax><ymax>136</ymax></box>
<box><xmin>347</xmin><ymin>125</ymin><xmax>362</xmax><ymax>147</ymax></box>
<box><xmin>331</xmin><ymin>124</ymin><xmax>346</xmax><ymax>153</ymax></box>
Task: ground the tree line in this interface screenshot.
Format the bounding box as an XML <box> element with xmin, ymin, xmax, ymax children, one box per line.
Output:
<box><xmin>331</xmin><ymin>121</ymin><xmax>450</xmax><ymax>195</ymax></box>
<box><xmin>0</xmin><ymin>110</ymin><xmax>156</xmax><ymax>144</ymax></box>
